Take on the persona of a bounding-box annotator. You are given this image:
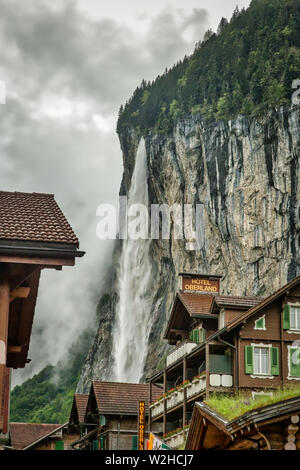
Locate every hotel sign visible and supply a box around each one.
[138,401,145,450]
[182,275,220,293]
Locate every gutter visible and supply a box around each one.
[0,243,85,258]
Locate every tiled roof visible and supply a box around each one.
[9,423,61,450]
[178,292,215,316]
[92,382,162,415]
[0,191,79,246]
[74,394,89,423]
[214,295,264,308]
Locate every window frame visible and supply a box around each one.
[253,345,271,376]
[289,304,300,331]
[248,343,275,378]
[254,314,266,331]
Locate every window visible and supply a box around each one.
[189,327,206,344]
[254,315,266,330]
[245,345,279,376]
[290,306,300,330]
[254,347,269,375]
[283,304,300,331]
[288,347,300,378]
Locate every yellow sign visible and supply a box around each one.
[182,276,219,293]
[138,401,145,450]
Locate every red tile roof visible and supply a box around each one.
[74,394,89,423]
[178,292,215,316]
[0,191,79,246]
[9,422,61,450]
[91,382,161,415]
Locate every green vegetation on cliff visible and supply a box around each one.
[10,329,93,424]
[117,0,300,135]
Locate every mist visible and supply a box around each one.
[0,0,212,386]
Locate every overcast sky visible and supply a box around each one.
[0,0,251,386]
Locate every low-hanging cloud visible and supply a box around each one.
[0,0,209,386]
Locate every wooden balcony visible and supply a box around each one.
[166,341,198,367]
[164,427,189,449]
[150,374,233,419]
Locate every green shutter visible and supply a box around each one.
[193,329,199,343]
[271,347,279,375]
[245,346,254,374]
[290,348,300,377]
[55,440,64,450]
[100,436,105,450]
[200,328,206,343]
[132,435,138,450]
[189,330,193,341]
[92,439,99,450]
[283,304,290,330]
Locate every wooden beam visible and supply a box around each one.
[10,287,30,303]
[0,254,75,267]
[7,346,22,354]
[0,281,10,433]
[170,329,187,335]
[7,269,41,369]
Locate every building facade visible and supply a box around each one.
[148,273,300,448]
[73,381,162,450]
[0,190,84,445]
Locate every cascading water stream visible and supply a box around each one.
[112,138,154,383]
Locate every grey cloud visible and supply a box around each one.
[0,0,209,385]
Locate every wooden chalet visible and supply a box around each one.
[68,393,90,439]
[9,423,62,450]
[0,191,84,442]
[148,273,300,449]
[9,422,77,450]
[71,381,162,450]
[185,396,300,450]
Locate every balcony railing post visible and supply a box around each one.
[163,371,167,435]
[183,357,187,427]
[205,342,210,400]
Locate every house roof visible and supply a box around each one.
[213,295,264,309]
[9,423,62,450]
[177,292,215,316]
[90,381,161,416]
[225,275,300,331]
[185,395,300,450]
[74,394,89,423]
[0,191,79,246]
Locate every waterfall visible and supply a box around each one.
[112,138,154,383]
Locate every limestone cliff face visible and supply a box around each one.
[78,107,300,391]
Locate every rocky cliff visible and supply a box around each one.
[77,106,300,392]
